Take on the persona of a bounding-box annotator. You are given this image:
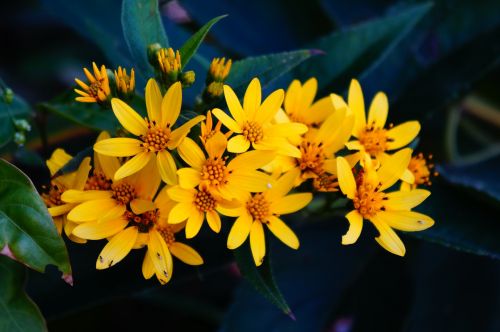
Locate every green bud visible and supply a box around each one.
[181,71,196,88]
[13,119,31,132]
[3,88,13,104]
[147,43,162,67]
[14,132,26,146]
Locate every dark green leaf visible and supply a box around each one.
[0,159,71,275]
[296,2,432,93]
[52,147,94,179]
[121,0,169,77]
[0,256,46,332]
[179,15,227,70]
[227,50,318,93]
[234,241,292,317]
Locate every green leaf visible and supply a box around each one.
[179,15,227,70]
[0,159,71,275]
[0,256,46,332]
[234,241,293,317]
[121,0,169,77]
[226,50,318,92]
[295,2,432,93]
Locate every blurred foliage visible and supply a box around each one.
[0,0,499,331]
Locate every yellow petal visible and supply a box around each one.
[342,210,363,245]
[169,242,204,265]
[377,148,412,191]
[212,108,242,133]
[94,138,143,157]
[386,121,420,150]
[315,108,346,144]
[228,170,273,193]
[111,98,147,136]
[223,85,246,123]
[97,204,126,223]
[271,193,312,215]
[307,95,335,125]
[167,186,196,203]
[384,189,430,210]
[269,122,308,137]
[177,168,201,188]
[206,210,221,233]
[61,189,112,203]
[227,135,251,153]
[142,250,155,279]
[367,92,388,129]
[95,149,121,181]
[348,79,366,137]
[284,80,301,115]
[161,81,182,127]
[227,213,252,249]
[130,198,156,215]
[48,203,74,217]
[345,140,363,151]
[255,89,284,124]
[178,137,205,169]
[167,115,206,149]
[185,211,204,239]
[72,157,92,190]
[376,210,434,231]
[156,150,177,184]
[73,218,128,240]
[96,226,138,269]
[53,216,63,234]
[168,202,192,224]
[229,150,276,171]
[147,229,173,284]
[129,156,161,199]
[67,198,118,222]
[370,215,406,256]
[401,168,415,184]
[336,157,356,199]
[134,232,150,249]
[114,151,153,180]
[250,221,266,266]
[205,132,227,158]
[145,79,162,124]
[266,216,299,249]
[243,78,261,120]
[46,148,72,175]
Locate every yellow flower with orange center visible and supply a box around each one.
[74,62,111,103]
[212,78,308,157]
[336,149,434,256]
[401,153,438,191]
[200,110,231,146]
[345,79,420,158]
[93,79,205,184]
[219,169,312,266]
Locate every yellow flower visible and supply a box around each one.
[167,185,239,238]
[336,149,435,256]
[42,149,91,243]
[212,78,308,157]
[346,79,420,158]
[281,78,335,127]
[114,66,135,97]
[157,48,181,80]
[176,132,275,201]
[200,110,231,146]
[220,169,312,266]
[93,79,204,184]
[208,57,232,82]
[401,153,437,191]
[74,62,111,103]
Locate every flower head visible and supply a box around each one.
[336,149,434,256]
[346,79,420,158]
[157,48,181,81]
[208,57,232,82]
[93,79,204,184]
[74,62,111,103]
[114,66,135,98]
[401,153,438,191]
[200,110,231,146]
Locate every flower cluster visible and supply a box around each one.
[42,54,435,284]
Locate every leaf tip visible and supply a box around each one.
[285,309,296,321]
[309,49,326,56]
[62,273,74,286]
[1,245,16,260]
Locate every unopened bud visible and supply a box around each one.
[147,43,162,67]
[181,71,196,87]
[3,88,14,104]
[14,132,26,146]
[13,119,31,132]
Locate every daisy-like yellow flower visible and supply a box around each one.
[220,169,312,266]
[167,185,238,238]
[336,149,435,256]
[346,79,420,158]
[200,110,231,146]
[74,62,111,103]
[401,153,438,191]
[42,149,91,243]
[93,79,205,184]
[177,132,275,201]
[114,66,135,97]
[212,78,308,157]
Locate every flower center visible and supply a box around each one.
[42,183,64,207]
[200,157,229,187]
[353,179,385,219]
[242,121,263,144]
[359,125,392,156]
[246,193,271,223]
[125,209,158,233]
[112,182,136,205]
[84,171,112,190]
[88,80,104,98]
[157,225,175,245]
[194,189,217,212]
[313,173,339,192]
[297,141,325,176]
[140,120,172,152]
[409,153,437,186]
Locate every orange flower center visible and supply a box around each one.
[246,193,271,222]
[42,183,64,207]
[297,141,325,176]
[84,171,112,190]
[359,125,392,156]
[313,173,339,192]
[194,189,217,212]
[409,153,437,186]
[125,209,158,233]
[353,177,385,219]
[156,224,176,245]
[201,156,229,187]
[242,121,263,144]
[140,120,172,152]
[112,182,136,205]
